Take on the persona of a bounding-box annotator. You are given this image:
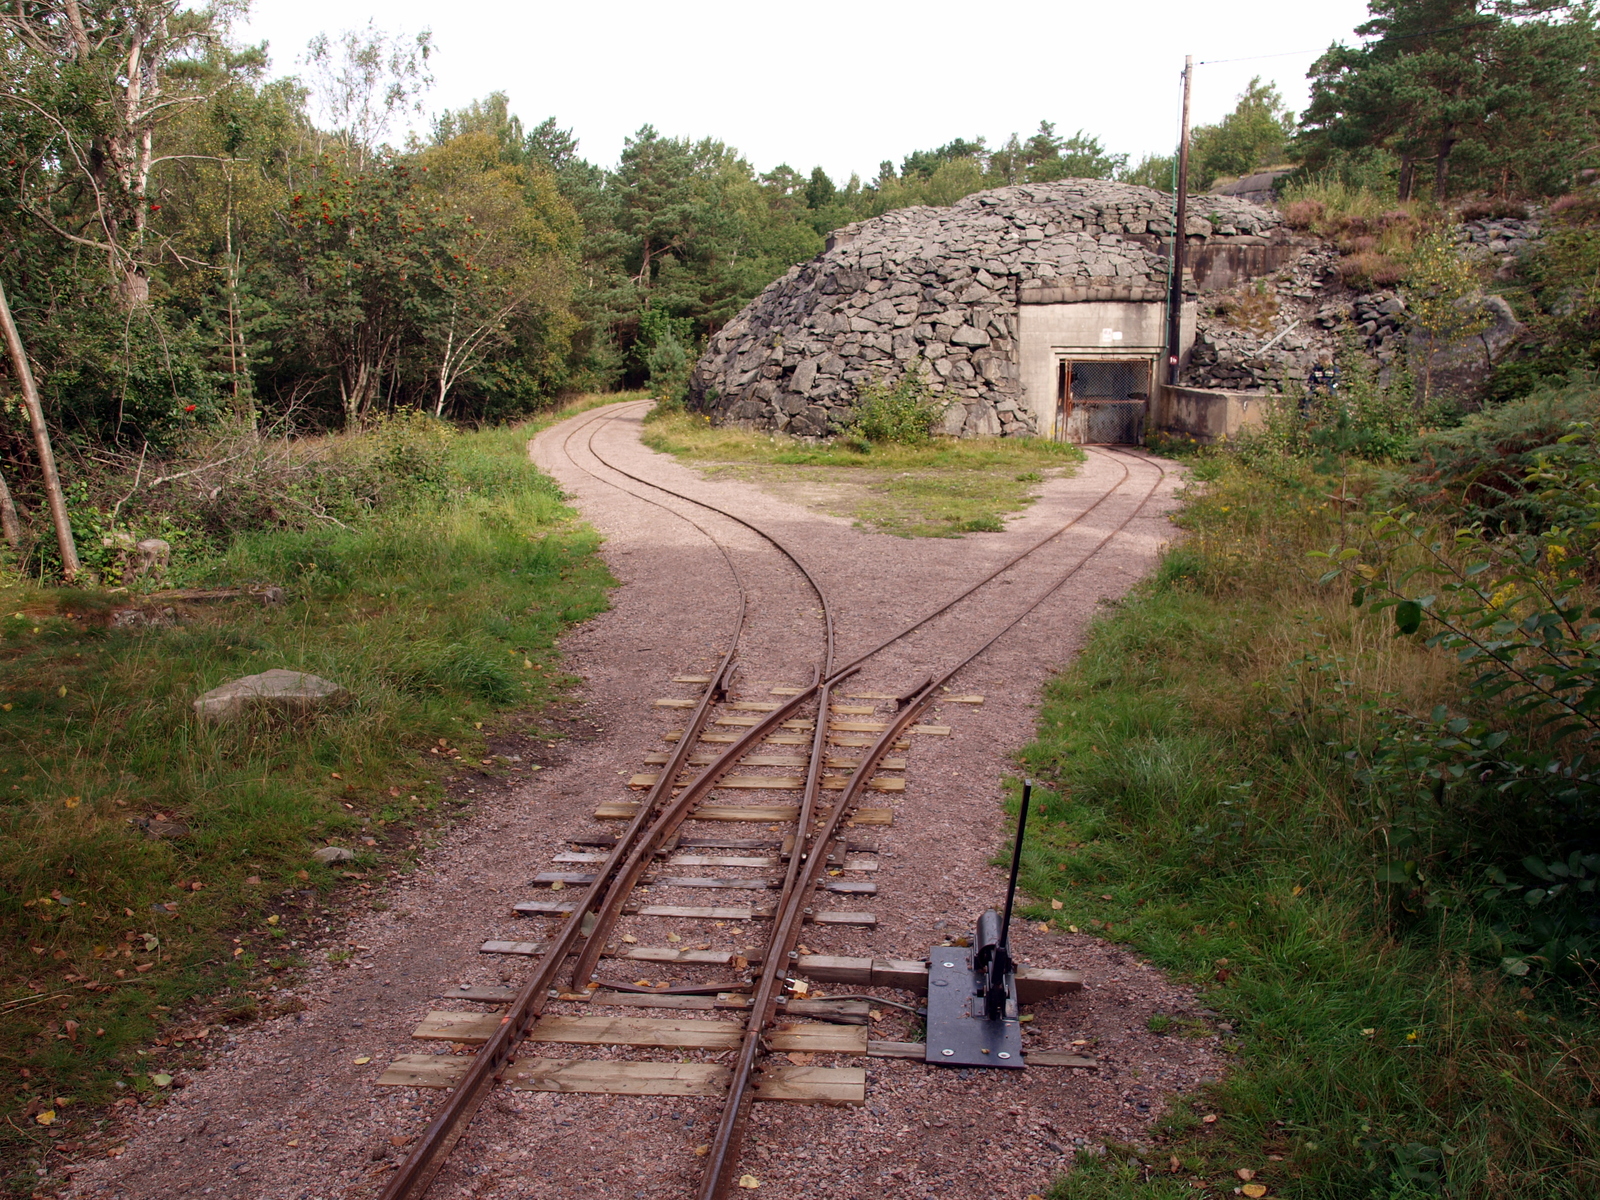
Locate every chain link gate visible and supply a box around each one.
[1059,360,1150,445]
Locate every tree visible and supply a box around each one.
[1405,228,1491,404]
[302,20,433,171]
[804,166,836,210]
[1298,0,1599,200]
[264,161,470,427]
[1120,153,1175,191]
[1188,77,1295,188]
[0,0,259,306]
[413,130,579,415]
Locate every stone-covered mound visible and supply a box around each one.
[689,179,1280,437]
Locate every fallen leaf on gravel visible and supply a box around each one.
[667,933,681,943]
[694,1145,710,1157]
[549,880,564,891]
[1051,899,1063,910]
[1027,1195,1045,1200]
[869,1010,883,1022]
[738,1177,760,1189]
[1202,1114,1218,1124]
[786,1052,814,1065]
[353,1057,371,1065]
[733,956,748,969]
[390,1136,408,1147]
[1242,1185,1267,1198]
[1036,922,1050,932]
[150,1074,172,1088]
[35,1111,55,1126]
[620,935,637,944]
[1237,1169,1255,1180]
[634,979,653,987]
[694,943,711,950]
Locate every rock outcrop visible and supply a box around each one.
[690,180,1281,438]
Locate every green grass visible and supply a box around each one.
[1008,458,1600,1200]
[0,414,612,1185]
[640,411,1085,537]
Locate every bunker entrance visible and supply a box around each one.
[1055,359,1150,445]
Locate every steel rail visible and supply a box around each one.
[696,450,1170,1200]
[564,407,842,987]
[379,404,1167,1200]
[377,410,772,1200]
[582,400,1141,686]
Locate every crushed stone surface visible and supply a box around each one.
[68,403,1219,1200]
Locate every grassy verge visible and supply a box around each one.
[1009,457,1599,1200]
[640,411,1084,537]
[0,413,612,1186]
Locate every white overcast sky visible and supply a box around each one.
[236,0,1375,181]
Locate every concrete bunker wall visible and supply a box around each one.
[689,180,1283,443]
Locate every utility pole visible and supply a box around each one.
[1166,55,1194,387]
[0,275,79,580]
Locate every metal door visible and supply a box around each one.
[1070,360,1149,445]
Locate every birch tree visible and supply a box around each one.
[0,0,253,306]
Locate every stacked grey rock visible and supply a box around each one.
[1458,215,1543,280]
[691,180,1281,438]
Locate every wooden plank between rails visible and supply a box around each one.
[377,1054,732,1097]
[528,873,876,895]
[379,1056,861,1101]
[593,802,895,825]
[642,752,908,771]
[480,941,738,964]
[413,1013,865,1053]
[413,1012,744,1048]
[624,773,905,792]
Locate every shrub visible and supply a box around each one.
[847,369,948,445]
[1386,372,1600,531]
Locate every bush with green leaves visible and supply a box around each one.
[1386,372,1600,533]
[847,370,948,445]
[1314,421,1600,976]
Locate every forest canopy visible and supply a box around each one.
[0,0,1595,457]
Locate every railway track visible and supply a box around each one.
[373,402,1169,1199]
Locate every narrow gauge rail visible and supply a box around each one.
[378,402,1168,1199]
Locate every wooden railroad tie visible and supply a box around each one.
[529,872,877,895]
[376,1055,864,1104]
[623,773,906,792]
[510,901,877,926]
[641,752,908,771]
[550,851,878,871]
[592,802,895,825]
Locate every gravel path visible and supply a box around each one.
[68,403,1220,1200]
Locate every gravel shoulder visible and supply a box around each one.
[68,404,1218,1200]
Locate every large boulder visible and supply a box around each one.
[193,669,347,724]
